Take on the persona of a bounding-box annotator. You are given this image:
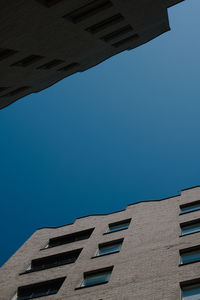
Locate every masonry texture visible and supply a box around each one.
[1,186,200,299]
[0,0,183,109]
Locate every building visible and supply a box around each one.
[1,186,200,299]
[0,0,183,109]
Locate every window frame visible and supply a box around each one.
[92,238,124,258]
[75,266,114,290]
[20,249,82,274]
[180,200,200,215]
[15,277,66,300]
[104,218,131,234]
[179,245,200,266]
[42,228,94,249]
[180,278,200,300]
[180,219,200,237]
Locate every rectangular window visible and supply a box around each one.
[96,239,123,256]
[11,55,44,67]
[112,34,139,48]
[181,280,200,300]
[24,249,82,273]
[180,246,200,265]
[181,219,200,236]
[1,87,30,97]
[0,87,9,93]
[0,48,17,61]
[80,267,113,288]
[37,59,64,70]
[35,0,64,7]
[107,219,131,233]
[180,201,200,214]
[45,228,94,248]
[16,277,65,299]
[64,0,112,24]
[85,14,124,34]
[101,25,133,42]
[58,62,79,72]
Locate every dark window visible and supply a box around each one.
[0,87,9,93]
[17,277,65,299]
[181,219,200,236]
[0,48,17,61]
[64,0,112,24]
[180,201,200,214]
[24,249,82,273]
[112,34,139,48]
[101,25,133,42]
[58,62,79,72]
[1,87,30,97]
[180,246,200,265]
[86,14,124,34]
[45,228,94,248]
[79,266,113,288]
[11,55,44,67]
[35,0,64,7]
[181,279,200,300]
[37,59,64,70]
[96,239,123,256]
[107,219,131,233]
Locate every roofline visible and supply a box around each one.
[37,185,200,231]
[181,185,200,192]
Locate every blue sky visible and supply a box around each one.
[0,0,199,266]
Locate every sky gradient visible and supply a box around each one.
[0,0,200,266]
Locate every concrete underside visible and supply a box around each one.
[0,0,183,109]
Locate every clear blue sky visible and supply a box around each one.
[0,0,199,266]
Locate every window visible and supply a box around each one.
[112,34,139,48]
[35,0,64,7]
[45,228,94,248]
[79,267,113,288]
[0,87,9,93]
[180,201,200,214]
[23,249,82,273]
[181,219,200,236]
[11,55,44,67]
[37,59,64,70]
[0,48,17,61]
[181,280,200,300]
[64,0,113,24]
[85,14,124,34]
[1,87,30,97]
[180,246,200,265]
[107,219,131,233]
[95,239,123,257]
[58,62,79,72]
[15,277,65,299]
[101,25,133,42]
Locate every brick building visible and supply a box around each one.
[1,186,200,299]
[0,0,183,109]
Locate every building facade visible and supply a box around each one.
[1,186,200,300]
[0,0,183,109]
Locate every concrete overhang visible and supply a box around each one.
[0,0,183,109]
